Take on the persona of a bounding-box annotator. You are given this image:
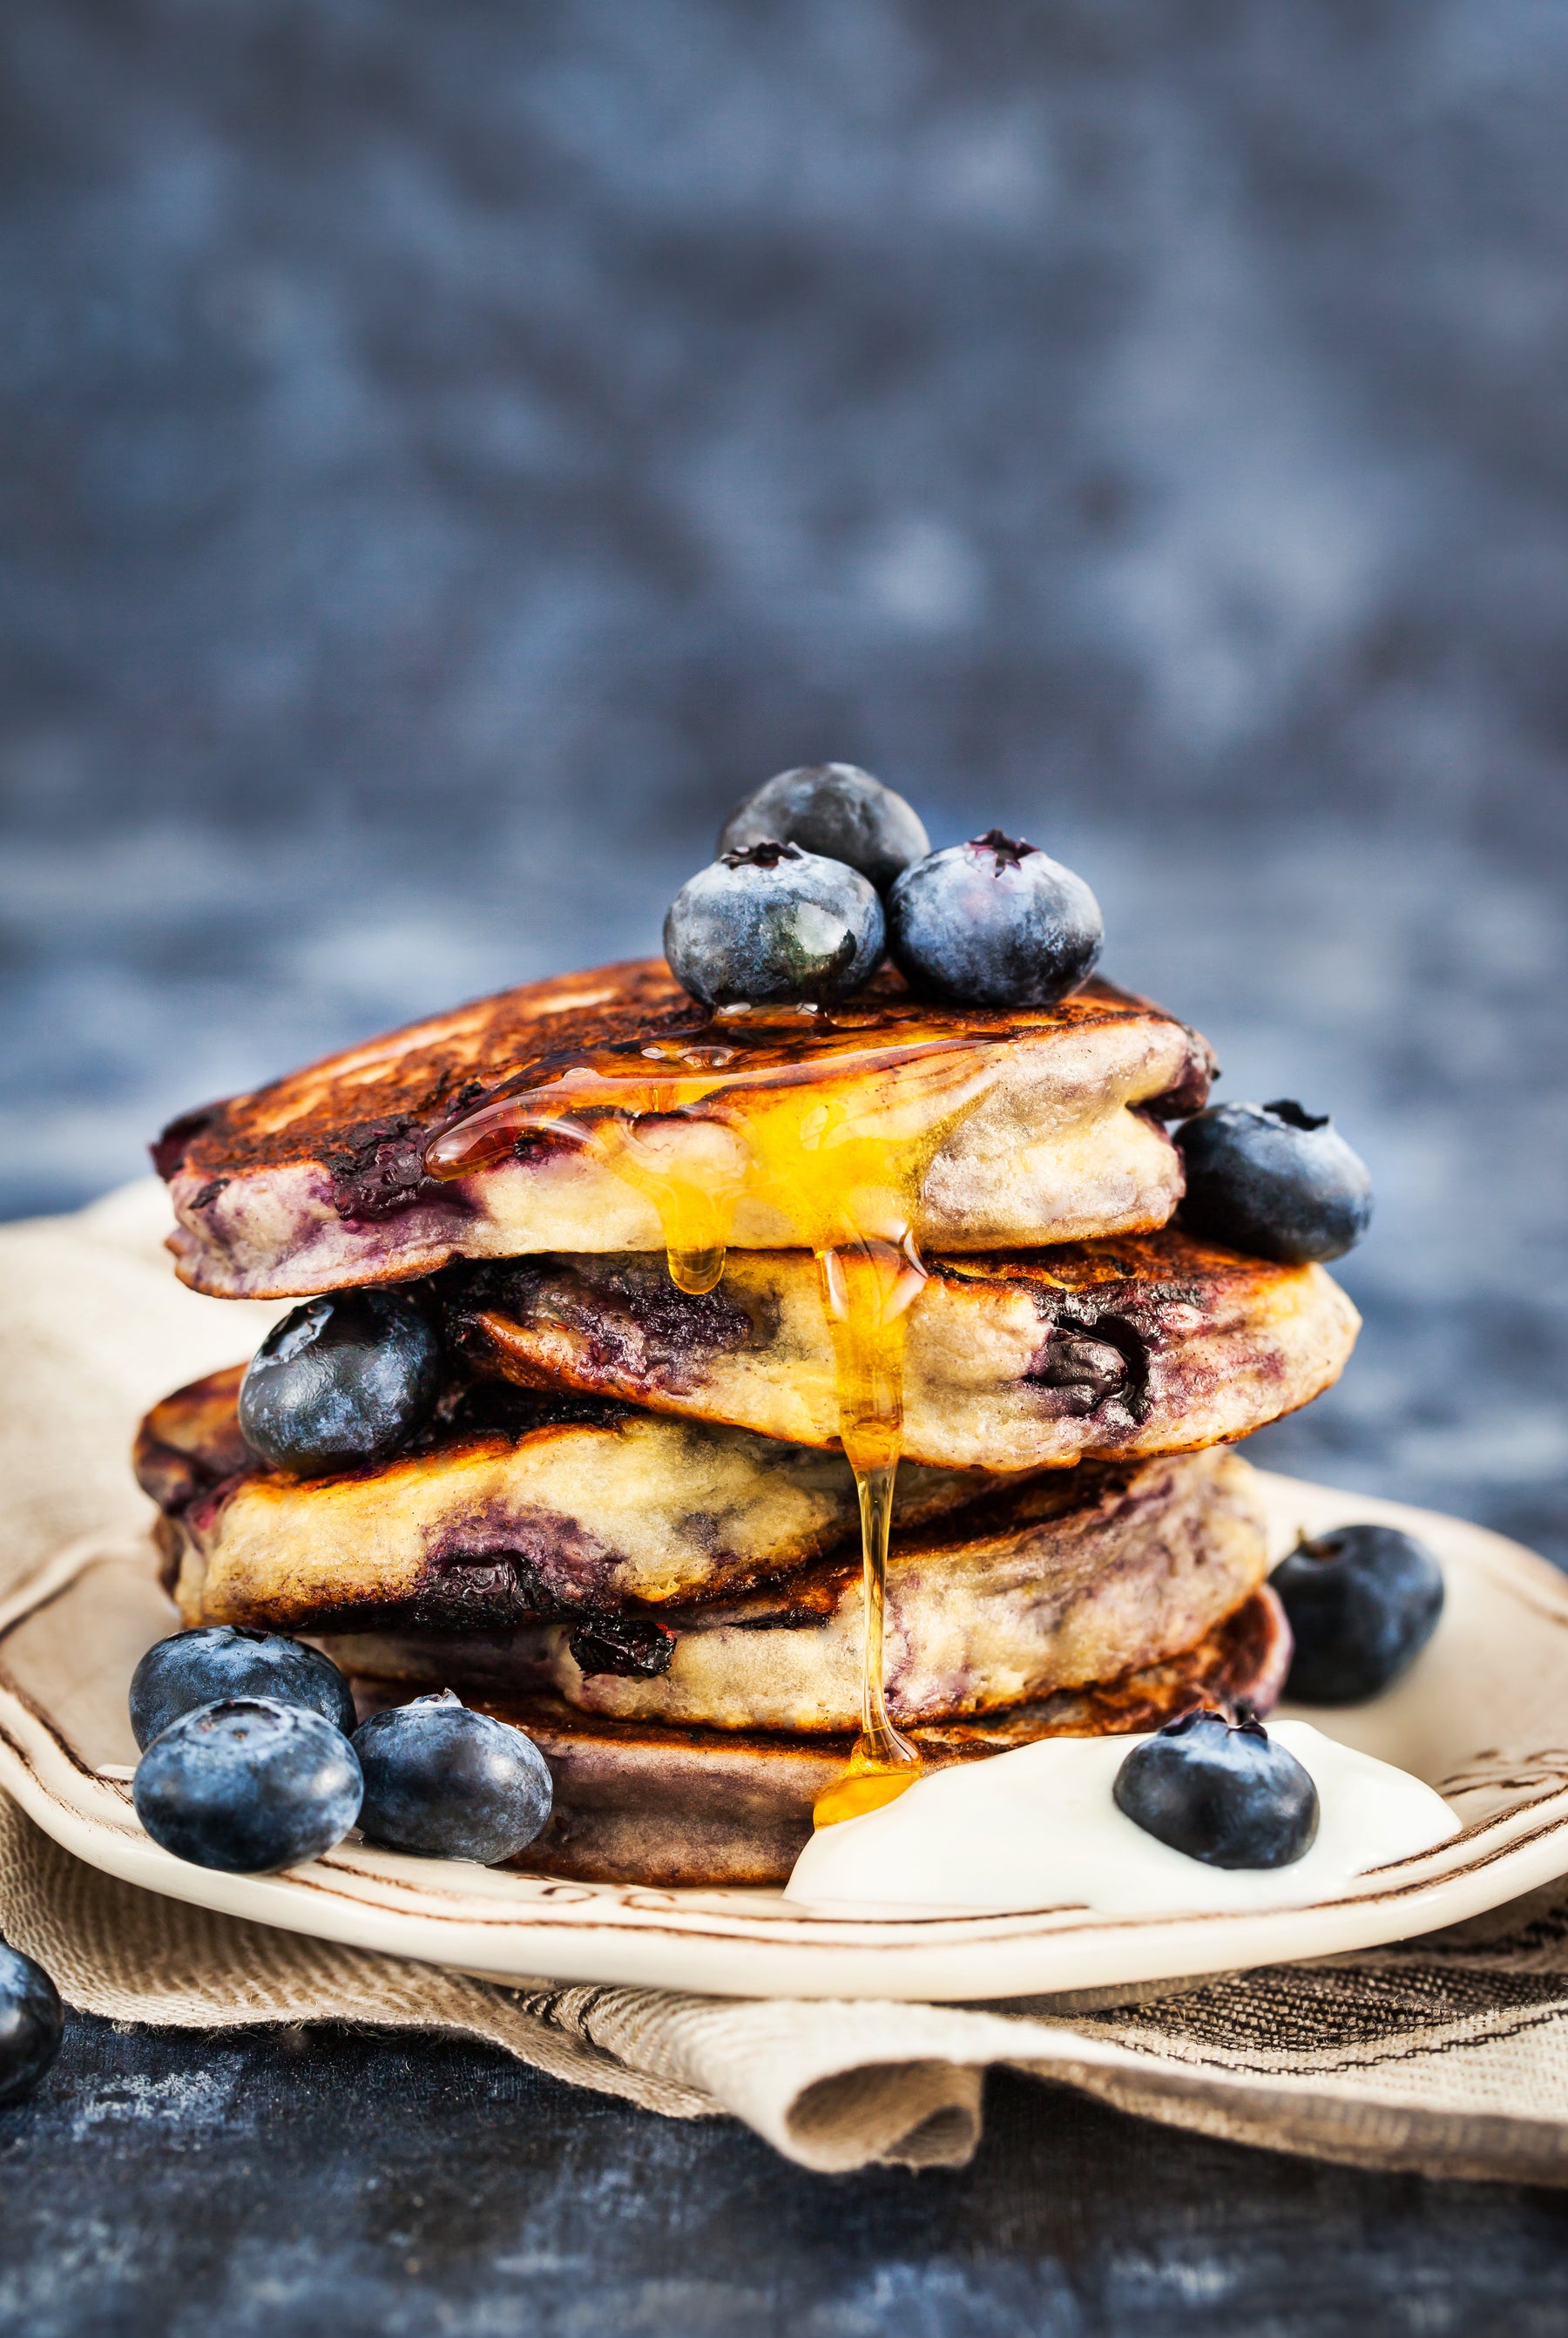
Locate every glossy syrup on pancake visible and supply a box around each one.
[425,997,1015,1822]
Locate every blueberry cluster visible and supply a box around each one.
[668,764,1377,1273]
[128,1626,553,1875]
[666,764,1104,1012]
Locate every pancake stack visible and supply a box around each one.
[138,959,1360,1884]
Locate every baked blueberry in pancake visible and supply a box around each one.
[346,1585,1292,1888]
[318,1448,1269,1736]
[152,959,1213,1301]
[436,1230,1359,1472]
[137,1366,987,1631]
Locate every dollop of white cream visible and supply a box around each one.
[784,1722,1460,1917]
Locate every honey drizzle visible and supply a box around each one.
[809,1236,925,1822]
[425,1023,1002,1823]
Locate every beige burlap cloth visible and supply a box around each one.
[5,1181,1568,2183]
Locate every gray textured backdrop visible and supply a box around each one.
[3,0,1565,1559]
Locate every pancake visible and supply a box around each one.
[138,1367,984,1629]
[439,1231,1359,1472]
[153,959,1213,1301]
[316,1449,1267,1734]
[348,1587,1292,1886]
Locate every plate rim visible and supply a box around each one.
[4,1473,1568,2003]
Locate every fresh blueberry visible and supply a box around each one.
[130,1625,356,1749]
[715,763,929,895]
[1272,1524,1443,1704]
[1175,1100,1372,1265]
[663,841,884,1009]
[353,1690,553,1863]
[0,1943,64,2106]
[1113,1709,1319,1868]
[133,1699,362,1873]
[238,1287,443,1476]
[885,830,1103,1008]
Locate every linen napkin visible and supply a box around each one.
[4,1180,1568,2182]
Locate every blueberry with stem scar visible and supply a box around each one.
[1271,1524,1443,1703]
[664,841,884,1009]
[1176,1100,1372,1265]
[886,830,1102,1007]
[354,1691,553,1863]
[1113,1708,1319,1868]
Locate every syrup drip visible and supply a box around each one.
[425,1017,1003,1823]
[808,1236,926,1824]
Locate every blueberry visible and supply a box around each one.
[1272,1524,1443,1704]
[1175,1100,1372,1265]
[129,1626,356,1750]
[715,764,929,895]
[885,830,1103,1007]
[663,841,885,1010]
[1113,1709,1319,1868]
[0,1943,63,2106]
[353,1691,553,1863]
[133,1699,362,1873]
[238,1288,443,1476]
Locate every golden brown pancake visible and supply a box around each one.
[441,1230,1359,1472]
[138,1367,986,1628]
[316,1450,1267,1734]
[348,1587,1292,1887]
[153,959,1213,1300]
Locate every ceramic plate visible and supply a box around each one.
[3,1470,1567,2004]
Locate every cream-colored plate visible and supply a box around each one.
[3,1471,1566,2004]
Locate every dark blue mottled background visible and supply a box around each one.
[3,0,1566,1582]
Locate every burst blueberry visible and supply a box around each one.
[238,1287,443,1476]
[715,763,929,895]
[885,830,1103,1007]
[1271,1524,1443,1704]
[129,1625,356,1750]
[133,1698,362,1873]
[353,1691,553,1863]
[1175,1100,1372,1265]
[0,1943,64,2106]
[1113,1709,1320,1868]
[663,841,884,1009]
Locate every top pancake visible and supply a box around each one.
[157,958,1214,1300]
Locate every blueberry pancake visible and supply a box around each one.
[436,1230,1359,1472]
[154,958,1213,1301]
[319,1449,1268,1734]
[132,777,1383,1897]
[138,1367,985,1631]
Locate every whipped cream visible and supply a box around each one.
[784,1721,1459,1917]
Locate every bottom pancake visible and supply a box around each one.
[349,1587,1290,1887]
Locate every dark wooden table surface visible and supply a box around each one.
[1,2010,1565,2337]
